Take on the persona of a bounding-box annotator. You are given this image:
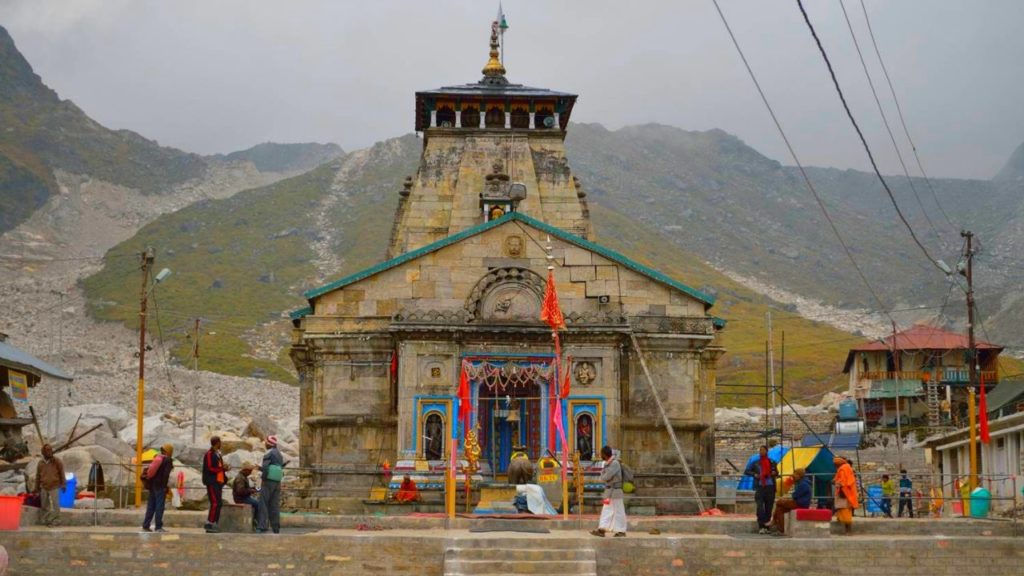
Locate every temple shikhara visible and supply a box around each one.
[289,22,725,510]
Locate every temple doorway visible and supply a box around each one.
[478,381,542,474]
[466,357,552,475]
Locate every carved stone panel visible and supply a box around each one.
[573,359,601,387]
[466,267,546,323]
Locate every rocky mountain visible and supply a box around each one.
[215,142,345,174]
[994,142,1024,183]
[0,24,209,234]
[565,123,1024,353]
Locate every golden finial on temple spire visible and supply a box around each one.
[481,21,506,79]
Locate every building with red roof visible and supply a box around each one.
[843,324,1002,429]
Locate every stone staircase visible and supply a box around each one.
[443,539,596,576]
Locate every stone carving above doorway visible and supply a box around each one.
[466,267,546,323]
[573,360,599,386]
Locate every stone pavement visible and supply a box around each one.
[0,518,1021,576]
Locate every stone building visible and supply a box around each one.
[289,24,725,495]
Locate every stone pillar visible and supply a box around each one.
[529,112,536,129]
[553,112,560,129]
[455,110,462,128]
[479,113,486,129]
[430,110,437,128]
[504,111,511,129]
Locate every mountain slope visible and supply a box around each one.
[565,123,1024,352]
[81,135,421,381]
[216,142,345,174]
[995,142,1024,183]
[0,24,207,234]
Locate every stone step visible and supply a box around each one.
[444,547,597,576]
[447,537,589,550]
[447,547,596,562]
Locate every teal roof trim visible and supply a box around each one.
[712,316,727,329]
[302,212,716,308]
[289,306,313,320]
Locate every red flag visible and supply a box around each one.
[540,270,565,330]
[561,356,571,399]
[390,351,398,381]
[979,373,990,444]
[457,362,472,429]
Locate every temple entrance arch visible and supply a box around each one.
[465,356,552,475]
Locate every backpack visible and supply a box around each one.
[142,454,163,490]
[620,461,634,484]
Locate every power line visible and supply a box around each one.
[795,0,949,276]
[707,0,895,326]
[837,0,950,248]
[858,0,958,230]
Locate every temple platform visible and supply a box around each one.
[1,519,1020,576]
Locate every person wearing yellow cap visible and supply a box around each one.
[142,444,174,533]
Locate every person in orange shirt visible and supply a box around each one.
[832,457,859,535]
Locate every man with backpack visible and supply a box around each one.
[202,436,229,533]
[257,435,284,534]
[590,445,628,537]
[142,444,174,533]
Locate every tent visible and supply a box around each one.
[776,446,836,501]
[131,448,160,464]
[737,445,789,491]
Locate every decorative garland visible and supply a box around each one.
[464,359,553,393]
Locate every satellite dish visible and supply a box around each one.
[543,116,556,128]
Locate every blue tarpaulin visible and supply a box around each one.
[737,445,789,491]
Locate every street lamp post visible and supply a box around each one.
[134,249,170,508]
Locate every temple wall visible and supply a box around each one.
[312,221,706,326]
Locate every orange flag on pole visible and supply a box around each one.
[540,270,565,330]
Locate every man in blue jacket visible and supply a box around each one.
[771,467,812,535]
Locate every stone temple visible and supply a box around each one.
[289,24,725,509]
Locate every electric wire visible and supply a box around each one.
[795,0,949,276]
[707,0,895,326]
[837,0,949,249]
[858,0,958,230]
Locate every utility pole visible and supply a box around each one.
[890,320,903,468]
[767,312,777,432]
[962,230,979,490]
[192,318,201,445]
[134,248,154,508]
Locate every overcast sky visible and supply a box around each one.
[2,0,1021,179]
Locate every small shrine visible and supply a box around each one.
[290,20,725,513]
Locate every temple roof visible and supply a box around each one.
[295,212,716,319]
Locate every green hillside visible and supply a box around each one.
[80,135,421,382]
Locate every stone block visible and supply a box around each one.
[563,247,592,266]
[569,266,596,282]
[595,265,618,280]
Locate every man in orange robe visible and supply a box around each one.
[395,475,420,503]
[832,457,859,535]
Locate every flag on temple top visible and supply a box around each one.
[540,271,565,330]
[457,362,472,429]
[979,372,990,444]
[497,3,509,30]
